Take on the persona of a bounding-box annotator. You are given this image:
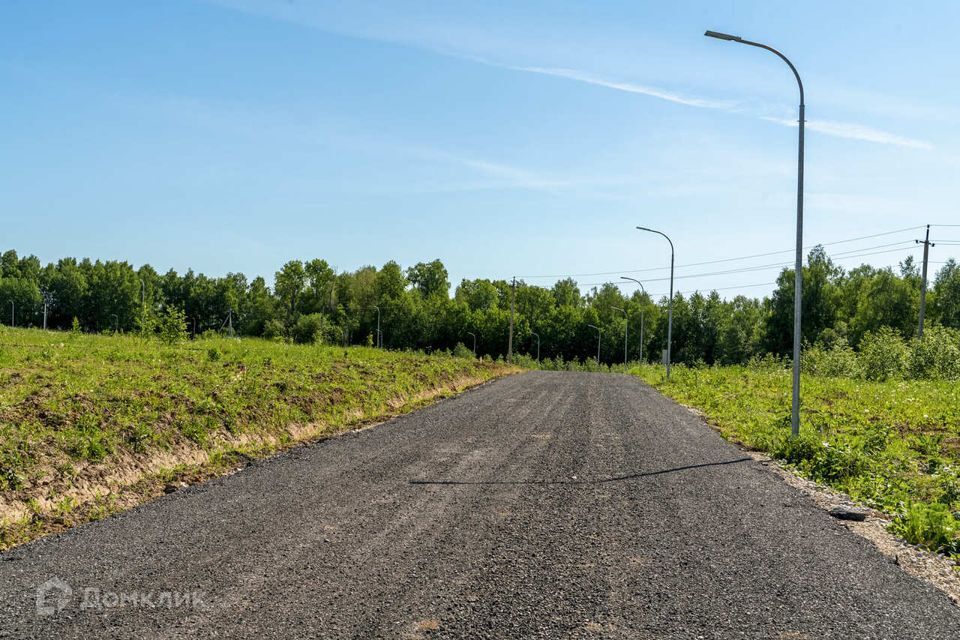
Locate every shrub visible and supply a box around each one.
[746,353,789,372]
[262,319,285,340]
[858,327,909,381]
[908,325,960,380]
[157,306,188,345]
[773,433,821,467]
[452,342,475,359]
[291,313,328,345]
[803,344,861,378]
[773,434,867,483]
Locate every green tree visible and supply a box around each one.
[274,260,307,321]
[406,260,449,299]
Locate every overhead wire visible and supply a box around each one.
[571,245,920,287]
[513,225,926,280]
[576,245,921,289]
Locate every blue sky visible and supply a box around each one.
[2,1,957,298]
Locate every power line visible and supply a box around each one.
[514,225,926,279]
[578,245,920,287]
[628,281,778,298]
[579,246,920,289]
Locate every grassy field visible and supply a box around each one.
[633,363,960,557]
[0,327,513,549]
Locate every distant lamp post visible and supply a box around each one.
[587,324,602,365]
[612,306,628,366]
[531,331,541,362]
[636,227,674,379]
[705,29,804,437]
[620,277,646,363]
[466,331,477,357]
[373,305,381,348]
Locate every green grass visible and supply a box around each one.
[0,327,512,548]
[632,363,960,557]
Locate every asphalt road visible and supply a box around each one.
[2,372,958,639]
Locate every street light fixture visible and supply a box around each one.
[587,324,602,365]
[636,227,674,379]
[466,331,477,357]
[705,29,804,437]
[612,306,628,366]
[620,277,646,363]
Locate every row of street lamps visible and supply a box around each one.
[512,30,805,437]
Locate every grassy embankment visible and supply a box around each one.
[0,327,514,549]
[633,363,960,558]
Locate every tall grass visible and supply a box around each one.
[0,327,512,548]
[633,363,960,557]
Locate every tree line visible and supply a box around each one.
[1,247,958,365]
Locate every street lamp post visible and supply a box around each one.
[612,306,628,366]
[620,277,646,363]
[587,324,602,365]
[531,332,540,362]
[373,305,381,348]
[705,29,804,437]
[636,227,674,379]
[466,331,477,357]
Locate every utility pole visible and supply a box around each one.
[507,277,516,363]
[916,225,934,338]
[613,306,628,365]
[588,324,602,365]
[41,291,52,330]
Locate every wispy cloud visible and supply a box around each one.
[500,65,933,150]
[413,148,642,194]
[762,117,933,150]
[209,0,934,151]
[509,66,737,110]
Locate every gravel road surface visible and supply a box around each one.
[2,372,958,638]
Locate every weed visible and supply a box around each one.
[0,327,511,549]
[633,363,960,552]
[891,502,959,554]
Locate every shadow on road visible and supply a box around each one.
[409,457,752,486]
